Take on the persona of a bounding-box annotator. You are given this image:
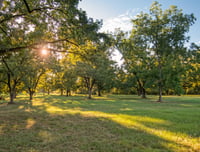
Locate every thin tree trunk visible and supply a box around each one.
[47,89,50,95]
[184,88,188,95]
[157,56,162,102]
[136,87,140,96]
[28,88,34,100]
[158,86,162,102]
[98,89,101,97]
[88,88,92,99]
[85,77,95,99]
[60,88,64,96]
[14,91,17,98]
[137,80,146,98]
[141,87,146,98]
[30,93,33,100]
[7,73,14,104]
[166,90,169,95]
[29,91,34,100]
[9,91,15,104]
[66,89,69,97]
[66,89,70,97]
[134,72,146,98]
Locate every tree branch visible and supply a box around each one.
[0,5,67,24]
[1,58,14,76]
[0,38,78,54]
[0,14,26,24]
[22,0,67,14]
[0,26,7,35]
[22,0,31,13]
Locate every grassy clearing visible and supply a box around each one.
[0,95,200,152]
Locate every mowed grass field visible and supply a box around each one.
[0,95,200,152]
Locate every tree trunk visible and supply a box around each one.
[184,88,188,95]
[141,87,146,98]
[30,93,33,100]
[7,73,15,104]
[158,86,162,102]
[60,88,64,96]
[98,89,101,97]
[84,77,95,99]
[136,87,140,96]
[28,88,35,100]
[29,91,34,100]
[88,88,92,99]
[166,89,169,95]
[157,56,163,102]
[14,91,17,98]
[66,89,70,97]
[66,89,69,97]
[137,80,146,98]
[47,89,50,95]
[8,91,15,104]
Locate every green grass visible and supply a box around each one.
[0,94,200,152]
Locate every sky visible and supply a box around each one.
[79,0,200,45]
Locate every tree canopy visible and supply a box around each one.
[116,2,196,101]
[0,1,199,103]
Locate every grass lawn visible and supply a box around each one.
[0,94,200,152]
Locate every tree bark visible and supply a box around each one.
[14,91,17,98]
[3,59,20,104]
[66,89,71,97]
[60,88,64,96]
[8,90,15,104]
[157,55,163,102]
[29,91,34,100]
[84,77,95,99]
[98,89,101,97]
[47,89,50,95]
[141,87,146,98]
[133,72,146,98]
[28,87,35,100]
[137,80,146,98]
[136,87,141,96]
[88,88,92,99]
[7,74,17,104]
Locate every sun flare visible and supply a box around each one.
[41,49,48,55]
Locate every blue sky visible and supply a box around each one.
[79,0,200,44]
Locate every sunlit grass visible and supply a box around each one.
[0,94,200,152]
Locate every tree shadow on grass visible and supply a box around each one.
[0,105,172,152]
[36,95,200,139]
[0,95,199,152]
[43,95,200,148]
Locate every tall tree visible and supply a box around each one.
[0,51,28,103]
[130,1,196,101]
[116,32,156,98]
[21,50,51,100]
[59,56,78,97]
[184,43,200,94]
[0,0,103,101]
[75,37,114,99]
[0,0,102,55]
